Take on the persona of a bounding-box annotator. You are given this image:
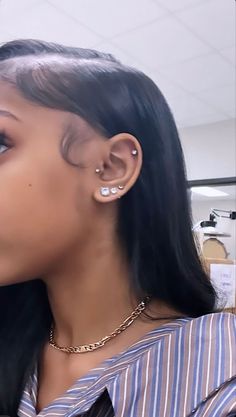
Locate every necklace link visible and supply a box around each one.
[49,297,150,354]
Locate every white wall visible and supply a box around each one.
[179,119,236,181]
[191,198,236,261]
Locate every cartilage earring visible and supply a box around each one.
[118,185,124,190]
[100,187,110,196]
[131,149,138,156]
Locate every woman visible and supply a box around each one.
[0,39,235,417]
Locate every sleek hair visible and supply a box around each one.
[0,39,217,415]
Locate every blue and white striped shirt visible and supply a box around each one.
[19,312,236,417]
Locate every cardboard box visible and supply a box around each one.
[203,257,236,314]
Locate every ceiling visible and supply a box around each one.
[0,0,235,128]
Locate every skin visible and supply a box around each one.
[0,82,179,411]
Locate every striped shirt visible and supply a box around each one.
[18,312,236,417]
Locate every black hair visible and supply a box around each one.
[0,39,217,415]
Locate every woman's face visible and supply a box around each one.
[0,82,106,286]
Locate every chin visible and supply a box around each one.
[0,255,42,287]
[0,270,36,287]
[0,277,26,287]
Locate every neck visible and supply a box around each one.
[42,238,139,347]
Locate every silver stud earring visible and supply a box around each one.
[111,187,118,195]
[100,187,110,196]
[95,168,101,174]
[118,185,124,190]
[131,149,138,156]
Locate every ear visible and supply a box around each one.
[93,133,143,203]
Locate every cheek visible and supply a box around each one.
[0,168,86,285]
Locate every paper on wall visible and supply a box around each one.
[210,263,236,308]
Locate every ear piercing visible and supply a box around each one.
[96,149,138,174]
[100,186,124,197]
[97,148,137,196]
[100,187,110,196]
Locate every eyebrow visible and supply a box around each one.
[0,109,21,121]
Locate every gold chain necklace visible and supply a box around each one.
[49,297,149,354]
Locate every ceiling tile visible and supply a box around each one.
[177,112,230,128]
[113,16,211,69]
[162,53,234,93]
[47,0,168,38]
[177,0,235,49]
[148,71,186,100]
[0,30,15,45]
[92,46,187,100]
[93,41,144,69]
[196,84,235,117]
[0,3,101,48]
[220,47,235,66]
[0,0,232,130]
[166,90,219,124]
[0,0,41,19]
[155,0,206,12]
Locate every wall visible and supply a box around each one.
[179,119,236,181]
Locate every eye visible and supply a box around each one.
[0,132,11,154]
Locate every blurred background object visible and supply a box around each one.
[191,182,236,313]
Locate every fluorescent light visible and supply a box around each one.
[191,187,228,197]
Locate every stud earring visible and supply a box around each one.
[100,187,110,196]
[110,187,118,195]
[118,185,124,190]
[131,149,138,156]
[95,168,101,174]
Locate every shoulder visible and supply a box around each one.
[183,311,236,343]
[176,312,236,389]
[152,312,236,416]
[191,378,236,417]
[168,312,236,416]
[150,312,235,415]
[190,310,236,329]
[184,312,236,365]
[106,313,236,417]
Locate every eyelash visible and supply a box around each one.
[0,131,11,154]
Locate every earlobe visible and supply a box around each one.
[93,133,142,204]
[93,185,125,203]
